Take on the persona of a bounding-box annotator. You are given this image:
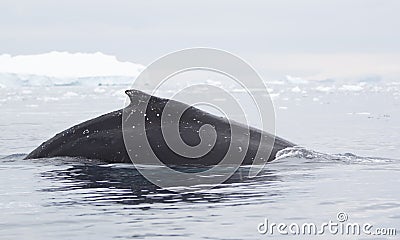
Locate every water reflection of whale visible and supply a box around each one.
[39,159,282,206]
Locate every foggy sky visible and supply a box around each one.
[1,0,399,80]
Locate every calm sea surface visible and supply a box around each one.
[0,85,399,239]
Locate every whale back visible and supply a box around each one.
[123,90,294,165]
[25,89,294,164]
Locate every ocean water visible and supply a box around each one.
[0,82,399,239]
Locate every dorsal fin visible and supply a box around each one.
[124,89,190,111]
[125,89,152,105]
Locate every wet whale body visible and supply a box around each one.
[25,90,295,165]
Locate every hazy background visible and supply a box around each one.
[1,0,399,82]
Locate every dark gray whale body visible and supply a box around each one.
[25,90,294,165]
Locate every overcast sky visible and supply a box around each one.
[1,0,399,81]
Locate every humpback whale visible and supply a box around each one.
[25,90,294,165]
